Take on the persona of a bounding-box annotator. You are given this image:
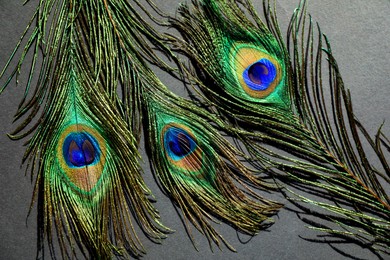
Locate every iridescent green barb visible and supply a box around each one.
[164,0,390,256]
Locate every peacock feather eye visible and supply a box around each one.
[57,124,107,192]
[63,133,100,167]
[162,123,203,173]
[243,58,277,91]
[165,128,196,160]
[231,44,283,99]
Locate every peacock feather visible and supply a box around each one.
[0,0,173,258]
[162,0,390,257]
[142,85,281,250]
[0,0,281,258]
[1,0,389,259]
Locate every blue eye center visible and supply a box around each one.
[164,127,196,160]
[243,58,277,91]
[169,132,191,157]
[63,132,100,167]
[248,63,268,84]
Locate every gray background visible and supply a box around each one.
[0,0,389,259]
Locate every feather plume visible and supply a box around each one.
[0,0,171,258]
[161,0,390,257]
[0,0,281,258]
[142,83,281,250]
[1,0,389,259]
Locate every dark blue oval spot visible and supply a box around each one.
[164,127,196,161]
[243,58,277,91]
[63,132,100,168]
[82,140,95,165]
